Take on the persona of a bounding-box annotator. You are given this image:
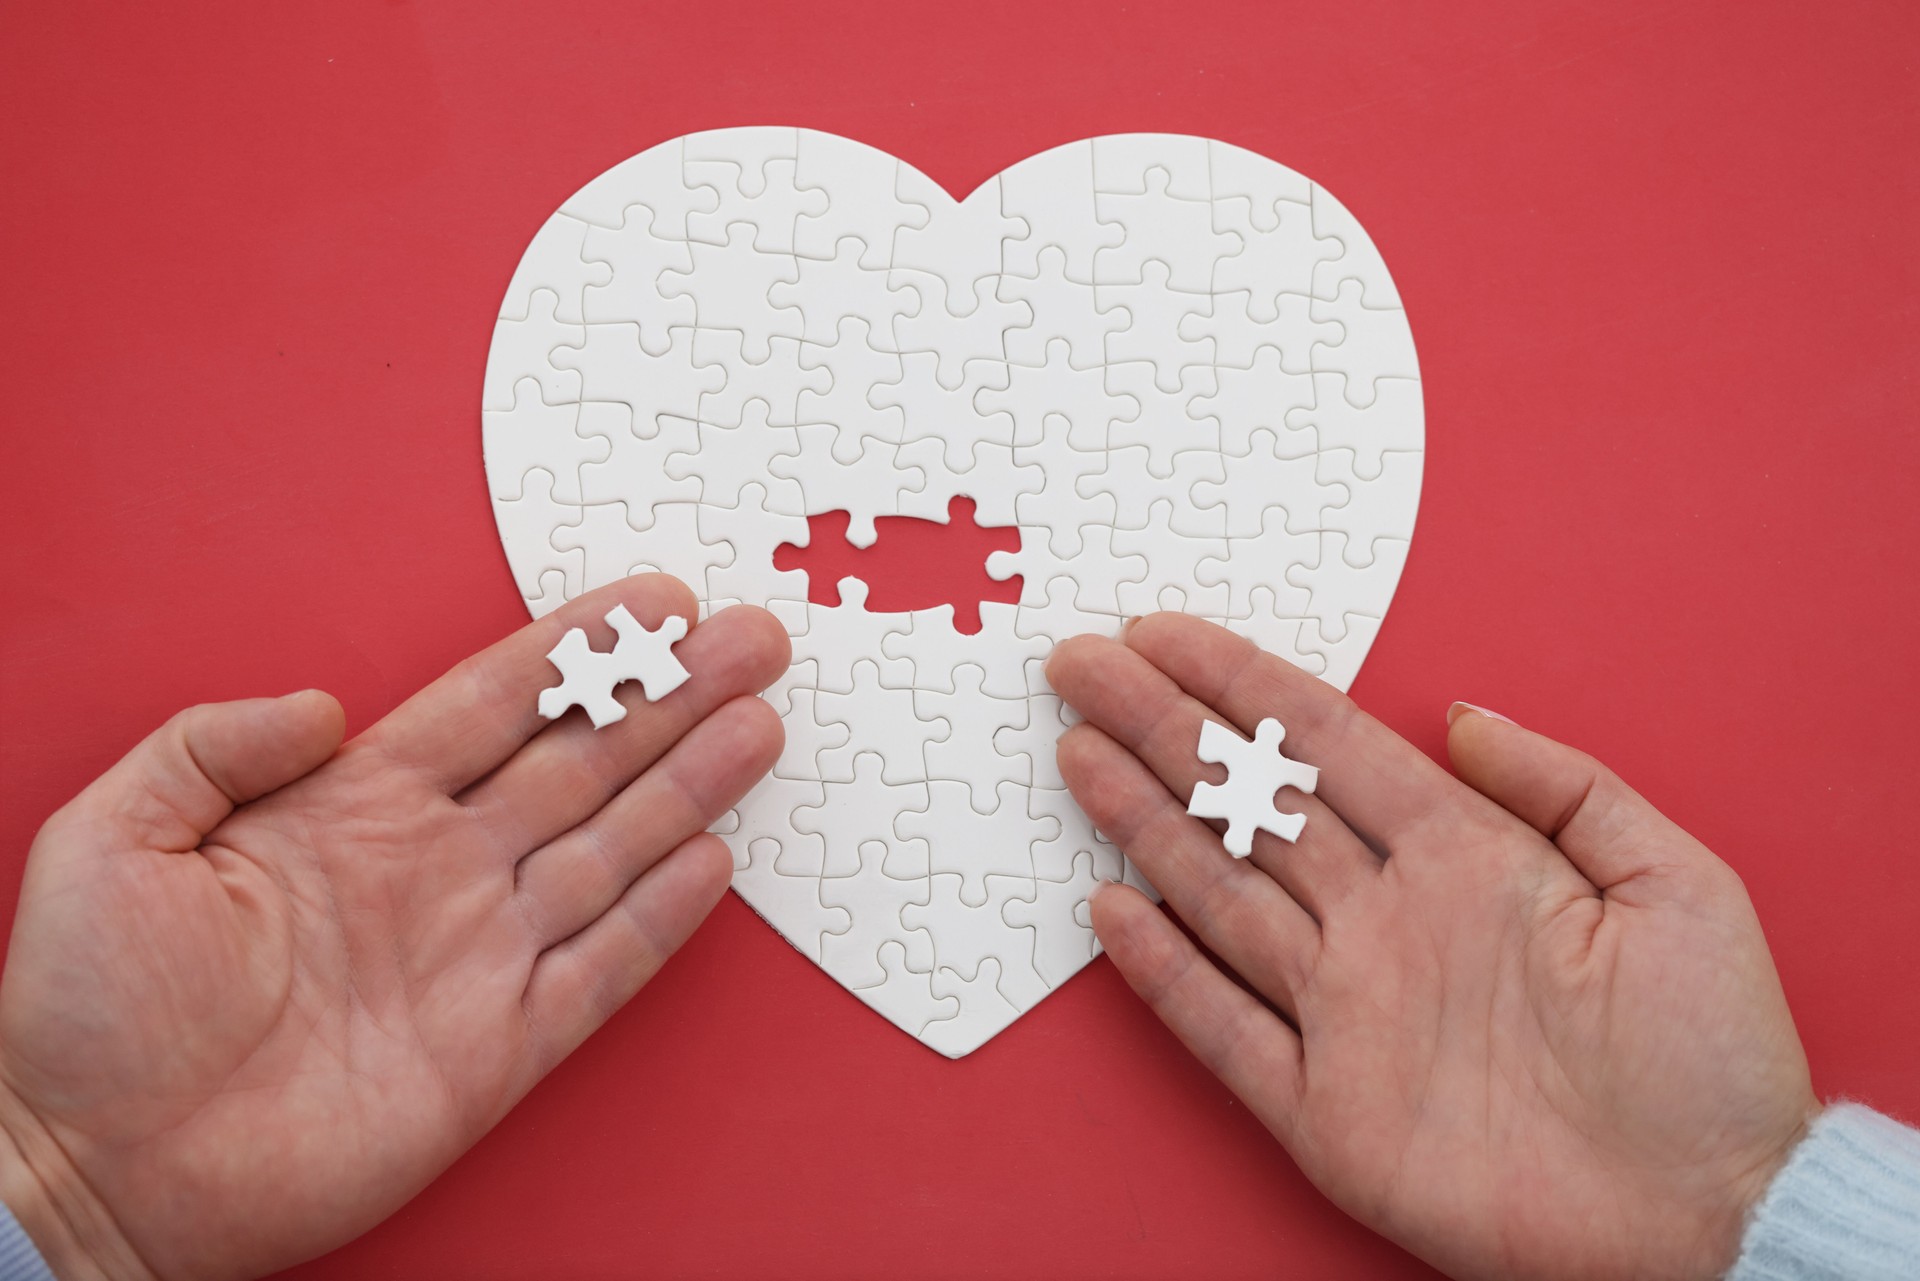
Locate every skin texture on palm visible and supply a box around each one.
[0,575,789,1281]
[1049,614,1817,1281]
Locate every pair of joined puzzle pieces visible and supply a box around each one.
[538,604,691,727]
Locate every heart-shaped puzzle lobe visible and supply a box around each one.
[482,128,1422,1056]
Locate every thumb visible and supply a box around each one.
[56,691,346,854]
[1445,702,1723,899]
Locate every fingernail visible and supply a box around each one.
[1447,701,1516,727]
[1119,615,1142,638]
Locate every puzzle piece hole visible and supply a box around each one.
[772,496,1022,634]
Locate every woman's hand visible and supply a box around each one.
[1050,614,1815,1281]
[0,575,787,1281]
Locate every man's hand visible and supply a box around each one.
[0,575,787,1280]
[1050,614,1816,1281]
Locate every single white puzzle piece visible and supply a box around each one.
[813,661,927,785]
[898,779,1060,909]
[914,664,1029,807]
[537,604,691,728]
[902,875,1049,1011]
[491,467,582,611]
[1000,852,1104,987]
[923,959,1021,1059]
[819,838,933,987]
[732,835,848,965]
[482,129,1423,1056]
[853,940,960,1038]
[1187,717,1320,856]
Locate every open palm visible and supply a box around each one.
[0,575,787,1281]
[1049,615,1817,1281]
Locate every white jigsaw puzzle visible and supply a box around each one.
[1187,717,1320,855]
[483,128,1423,1056]
[538,604,692,727]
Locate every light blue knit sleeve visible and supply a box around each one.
[0,1202,54,1281]
[1728,1102,1920,1280]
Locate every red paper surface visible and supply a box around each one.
[2,3,1916,1277]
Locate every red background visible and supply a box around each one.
[3,2,1917,1277]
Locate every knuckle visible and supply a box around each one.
[1129,797,1190,862]
[1130,678,1188,751]
[1133,925,1196,1004]
[620,900,674,983]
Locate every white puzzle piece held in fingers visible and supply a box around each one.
[1188,717,1320,855]
[482,128,1423,1056]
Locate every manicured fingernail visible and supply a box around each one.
[1448,701,1516,727]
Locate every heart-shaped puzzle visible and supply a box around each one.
[482,128,1422,1056]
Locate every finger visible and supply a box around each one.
[514,695,781,945]
[1048,633,1380,921]
[1122,612,1461,853]
[1091,882,1304,1145]
[52,690,346,854]
[365,574,701,793]
[458,604,790,857]
[1445,703,1722,901]
[521,831,735,1075]
[1058,722,1317,1019]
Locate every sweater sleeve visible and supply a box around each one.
[0,1203,54,1281]
[1728,1102,1920,1280]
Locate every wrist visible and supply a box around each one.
[1702,1101,1823,1277]
[0,1077,153,1281]
[1721,1101,1920,1281]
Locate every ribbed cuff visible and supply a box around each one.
[0,1202,54,1281]
[1728,1102,1920,1281]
